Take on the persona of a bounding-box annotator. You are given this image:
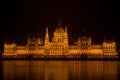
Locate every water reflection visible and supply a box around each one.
[0,60,120,80]
[0,61,3,80]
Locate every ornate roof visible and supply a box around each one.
[54,27,64,33]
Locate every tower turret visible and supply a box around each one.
[44,27,49,45]
[64,26,68,45]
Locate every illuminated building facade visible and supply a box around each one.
[2,23,118,58]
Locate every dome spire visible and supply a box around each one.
[58,20,61,26]
[65,26,67,32]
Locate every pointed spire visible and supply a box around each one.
[45,26,49,40]
[58,20,61,26]
[46,26,48,33]
[65,26,67,32]
[5,39,7,44]
[45,26,49,45]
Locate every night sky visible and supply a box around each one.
[0,0,120,48]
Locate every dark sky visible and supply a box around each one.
[0,0,120,46]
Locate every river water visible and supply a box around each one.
[0,60,120,80]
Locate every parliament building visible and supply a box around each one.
[2,22,118,58]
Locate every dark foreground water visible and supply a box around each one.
[0,60,120,80]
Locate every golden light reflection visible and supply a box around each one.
[2,61,119,80]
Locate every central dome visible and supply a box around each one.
[54,27,64,33]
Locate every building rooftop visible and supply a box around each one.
[54,27,64,33]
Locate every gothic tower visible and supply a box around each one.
[44,27,49,50]
[64,26,69,54]
[64,26,68,46]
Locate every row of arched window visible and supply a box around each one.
[103,46,115,49]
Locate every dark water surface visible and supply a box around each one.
[0,60,120,80]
